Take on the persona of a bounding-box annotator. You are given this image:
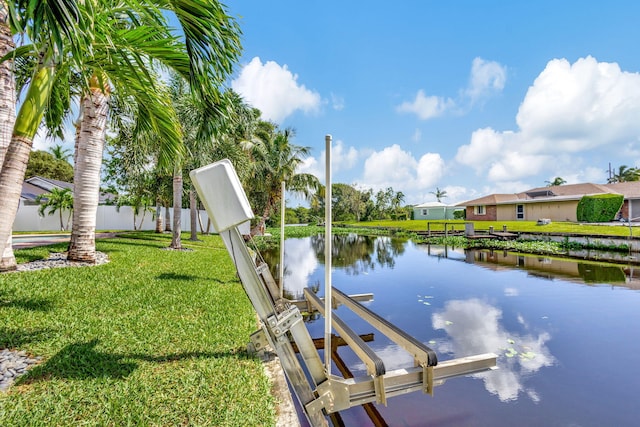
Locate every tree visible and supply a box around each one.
[608,165,640,183]
[247,126,319,234]
[430,187,447,202]
[26,150,74,181]
[48,143,72,162]
[67,0,242,261]
[332,183,364,221]
[545,177,566,186]
[0,0,17,269]
[36,187,73,230]
[0,0,85,271]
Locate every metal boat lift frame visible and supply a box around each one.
[191,148,497,427]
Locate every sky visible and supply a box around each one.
[33,1,640,206]
[224,0,640,206]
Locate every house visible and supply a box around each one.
[20,176,115,206]
[413,201,462,220]
[459,182,640,222]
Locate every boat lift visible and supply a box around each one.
[190,141,497,427]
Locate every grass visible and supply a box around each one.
[0,232,275,426]
[343,219,640,237]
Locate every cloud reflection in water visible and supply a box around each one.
[432,298,554,402]
[282,238,318,299]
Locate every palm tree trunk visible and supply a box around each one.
[0,0,15,169]
[0,64,55,271]
[0,1,16,270]
[165,205,171,232]
[68,79,109,262]
[155,201,163,233]
[189,188,198,241]
[170,167,182,249]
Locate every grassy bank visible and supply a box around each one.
[1,233,275,426]
[344,219,640,237]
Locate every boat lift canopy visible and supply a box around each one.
[191,147,496,427]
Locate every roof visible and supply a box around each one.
[414,201,450,208]
[456,193,521,207]
[459,181,640,206]
[20,181,50,201]
[26,176,73,192]
[21,176,116,204]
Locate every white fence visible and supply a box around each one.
[14,204,211,233]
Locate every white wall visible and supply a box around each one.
[14,204,211,233]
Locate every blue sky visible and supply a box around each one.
[32,1,640,206]
[224,0,640,205]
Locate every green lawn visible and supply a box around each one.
[344,219,640,237]
[0,233,275,426]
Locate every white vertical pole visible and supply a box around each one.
[324,134,332,375]
[279,181,286,298]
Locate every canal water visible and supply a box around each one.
[264,234,640,426]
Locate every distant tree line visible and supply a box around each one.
[271,184,410,225]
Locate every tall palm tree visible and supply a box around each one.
[168,79,255,247]
[431,187,447,202]
[68,0,241,261]
[0,0,85,271]
[247,126,319,234]
[608,165,640,183]
[0,0,16,269]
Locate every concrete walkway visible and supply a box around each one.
[12,232,120,249]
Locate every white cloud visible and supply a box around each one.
[396,90,455,120]
[298,139,359,184]
[398,57,506,120]
[456,56,640,183]
[455,127,508,171]
[362,144,445,192]
[466,57,507,102]
[231,57,321,123]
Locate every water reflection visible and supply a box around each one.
[278,238,318,299]
[466,249,634,287]
[432,299,554,402]
[310,233,406,273]
[267,235,640,426]
[264,234,407,294]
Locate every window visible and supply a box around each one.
[516,204,524,220]
[474,205,486,215]
[422,208,428,216]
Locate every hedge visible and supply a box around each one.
[576,194,624,222]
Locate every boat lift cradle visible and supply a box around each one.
[190,159,497,427]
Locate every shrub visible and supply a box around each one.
[576,194,623,222]
[454,209,466,220]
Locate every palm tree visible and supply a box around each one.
[36,187,73,230]
[68,0,241,261]
[0,0,85,271]
[0,0,16,270]
[431,187,447,202]
[247,126,319,234]
[48,143,72,163]
[169,79,255,246]
[545,177,566,186]
[608,165,640,183]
